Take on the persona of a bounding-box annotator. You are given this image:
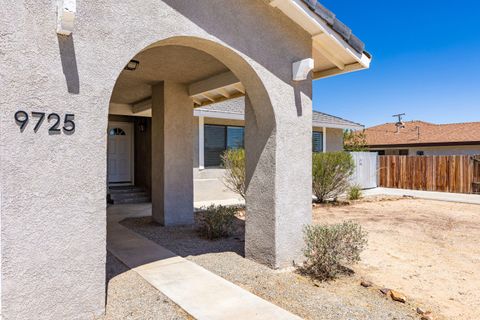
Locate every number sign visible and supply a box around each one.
[15,111,75,133]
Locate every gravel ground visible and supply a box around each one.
[97,252,192,320]
[120,214,418,320]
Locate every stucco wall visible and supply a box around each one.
[1,0,312,318]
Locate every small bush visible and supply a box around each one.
[221,148,246,199]
[301,221,368,280]
[312,152,355,203]
[348,185,363,200]
[198,205,237,240]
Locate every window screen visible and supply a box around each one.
[227,126,244,149]
[312,131,324,153]
[204,125,226,167]
[204,125,245,167]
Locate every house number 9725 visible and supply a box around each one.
[14,111,75,133]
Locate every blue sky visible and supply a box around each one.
[313,1,480,127]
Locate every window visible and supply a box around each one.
[399,149,409,156]
[416,151,425,156]
[312,131,324,153]
[109,128,126,136]
[227,126,244,149]
[204,125,245,167]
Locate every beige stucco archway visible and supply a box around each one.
[107,35,295,265]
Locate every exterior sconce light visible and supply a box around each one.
[124,60,140,71]
[138,118,147,133]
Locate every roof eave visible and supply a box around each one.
[368,141,480,148]
[313,121,364,131]
[270,0,371,79]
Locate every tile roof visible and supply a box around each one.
[195,97,363,129]
[364,121,480,146]
[301,0,367,55]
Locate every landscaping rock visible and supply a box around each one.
[361,280,373,288]
[380,288,391,295]
[420,311,435,320]
[390,290,407,303]
[416,307,426,315]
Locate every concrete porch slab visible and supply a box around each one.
[107,205,301,320]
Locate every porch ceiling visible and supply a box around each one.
[110,46,230,105]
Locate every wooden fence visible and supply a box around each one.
[379,155,480,194]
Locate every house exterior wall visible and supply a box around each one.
[325,128,344,152]
[0,1,312,318]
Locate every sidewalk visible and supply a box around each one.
[364,187,480,205]
[107,204,301,320]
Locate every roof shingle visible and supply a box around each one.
[364,121,480,146]
[301,0,366,54]
[195,97,363,129]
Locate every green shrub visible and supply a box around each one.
[301,221,368,280]
[198,205,237,240]
[312,152,355,203]
[348,185,363,201]
[221,148,246,199]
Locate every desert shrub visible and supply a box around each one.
[301,221,368,280]
[198,204,237,240]
[221,148,246,199]
[348,185,363,201]
[312,152,355,202]
[344,130,368,151]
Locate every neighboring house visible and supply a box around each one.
[364,121,480,156]
[193,97,363,168]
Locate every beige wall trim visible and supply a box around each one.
[193,109,244,121]
[313,120,363,131]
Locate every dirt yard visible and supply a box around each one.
[313,197,480,320]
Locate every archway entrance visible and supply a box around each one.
[106,36,279,261]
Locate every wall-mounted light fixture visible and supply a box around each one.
[138,118,147,133]
[124,60,140,71]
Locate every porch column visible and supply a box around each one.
[198,116,205,170]
[151,82,194,226]
[244,86,312,268]
[323,127,327,152]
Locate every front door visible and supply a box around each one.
[107,122,133,184]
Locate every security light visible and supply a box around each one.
[124,60,140,71]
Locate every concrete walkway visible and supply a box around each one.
[107,204,301,320]
[364,187,480,205]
